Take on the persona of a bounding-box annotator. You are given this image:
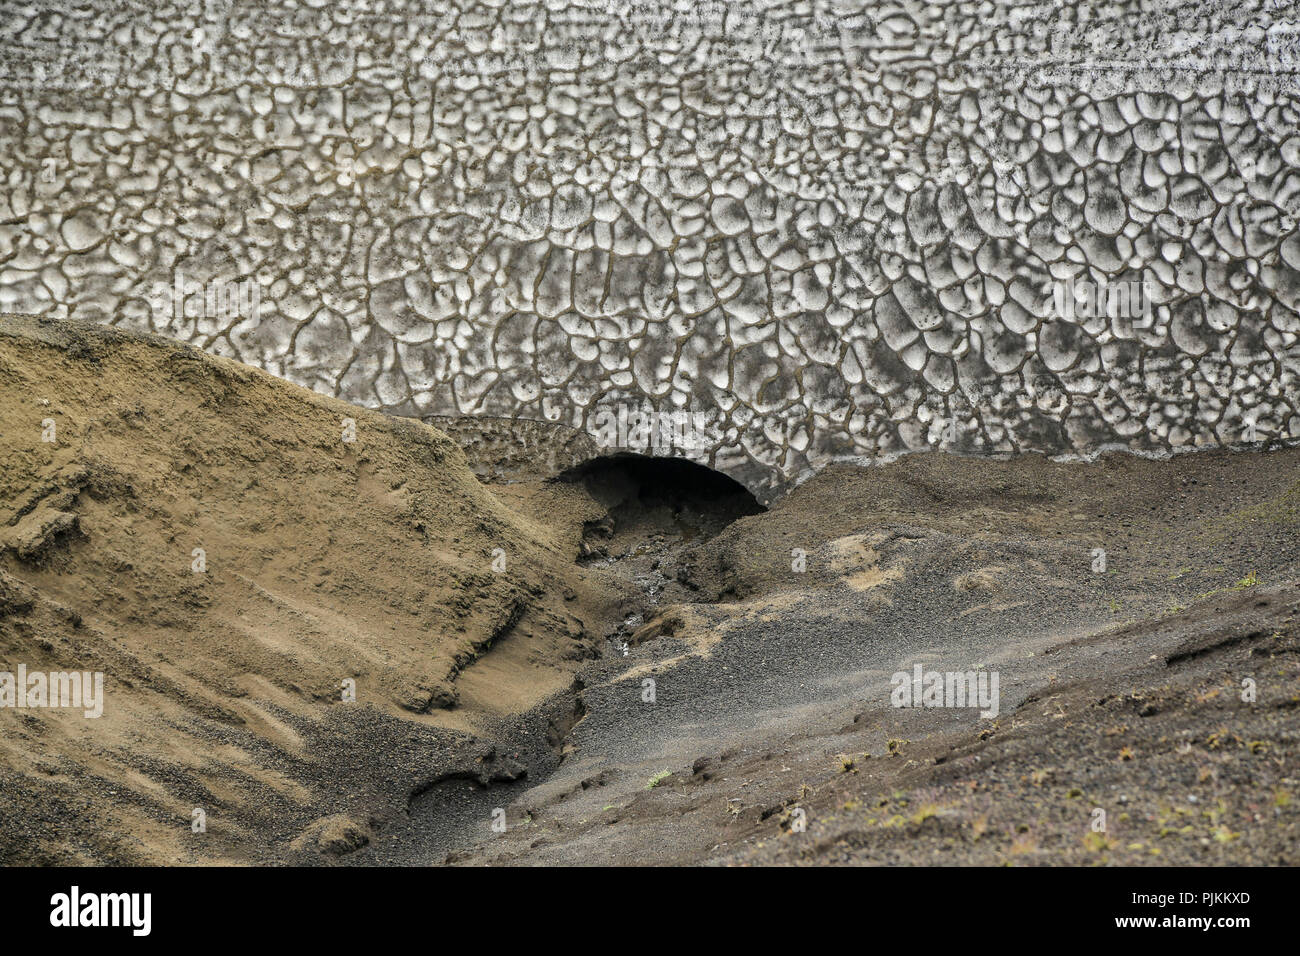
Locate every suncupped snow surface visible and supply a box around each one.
[1,1,1299,493]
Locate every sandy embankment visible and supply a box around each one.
[0,316,622,864]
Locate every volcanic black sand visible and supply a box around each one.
[2,316,1297,865]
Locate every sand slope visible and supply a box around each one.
[0,316,618,864]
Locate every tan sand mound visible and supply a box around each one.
[0,316,618,864]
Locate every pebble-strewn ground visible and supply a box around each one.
[2,1,1299,491]
[2,318,1297,866]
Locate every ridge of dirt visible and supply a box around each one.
[0,315,623,864]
